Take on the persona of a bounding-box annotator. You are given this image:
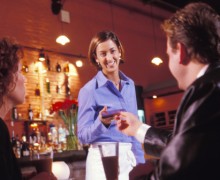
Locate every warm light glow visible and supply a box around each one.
[52,161,70,180]
[38,56,45,61]
[75,60,83,67]
[151,57,163,66]
[30,123,38,128]
[152,95,157,99]
[35,61,47,74]
[67,63,78,76]
[56,35,70,45]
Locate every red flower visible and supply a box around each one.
[51,99,78,112]
[52,101,63,112]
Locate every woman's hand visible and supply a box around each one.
[99,106,113,125]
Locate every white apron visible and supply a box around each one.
[86,142,136,180]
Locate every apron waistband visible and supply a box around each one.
[90,142,131,148]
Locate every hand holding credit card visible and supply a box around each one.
[101,109,126,119]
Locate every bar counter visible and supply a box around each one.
[18,150,87,180]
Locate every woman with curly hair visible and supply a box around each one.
[0,37,25,180]
[0,38,57,180]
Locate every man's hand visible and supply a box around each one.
[116,111,142,136]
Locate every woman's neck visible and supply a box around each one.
[0,99,12,119]
[0,107,8,119]
[103,70,120,84]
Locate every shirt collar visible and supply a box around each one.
[95,70,130,88]
[196,64,209,79]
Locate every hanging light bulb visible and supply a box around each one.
[151,57,163,66]
[150,5,163,66]
[56,35,70,45]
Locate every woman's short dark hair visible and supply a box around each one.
[162,2,220,64]
[0,37,23,107]
[88,30,125,70]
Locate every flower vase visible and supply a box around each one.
[66,134,78,150]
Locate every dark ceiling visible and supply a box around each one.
[141,0,220,14]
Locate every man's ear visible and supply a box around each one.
[178,43,189,65]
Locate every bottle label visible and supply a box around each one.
[29,111,33,120]
[23,150,30,156]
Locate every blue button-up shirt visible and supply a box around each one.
[77,71,145,164]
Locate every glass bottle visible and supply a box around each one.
[21,134,30,157]
[35,83,40,96]
[22,61,29,73]
[11,131,17,155]
[66,84,71,96]
[56,82,61,94]
[64,63,69,74]
[28,104,33,120]
[56,62,61,72]
[12,106,18,121]
[15,135,21,158]
[46,56,51,71]
[46,78,50,93]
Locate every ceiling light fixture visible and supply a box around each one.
[152,95,158,99]
[51,0,62,15]
[56,35,70,45]
[56,10,70,45]
[150,5,163,66]
[38,48,45,61]
[151,57,163,66]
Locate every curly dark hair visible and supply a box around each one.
[162,2,220,64]
[0,37,23,107]
[88,30,125,70]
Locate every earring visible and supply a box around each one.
[97,62,100,66]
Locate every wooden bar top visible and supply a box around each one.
[18,150,87,167]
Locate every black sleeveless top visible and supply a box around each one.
[0,118,22,180]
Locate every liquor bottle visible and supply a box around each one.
[65,84,71,96]
[21,134,30,157]
[15,135,21,158]
[64,63,69,74]
[46,78,50,93]
[12,106,18,121]
[28,104,33,120]
[56,62,61,72]
[22,61,29,73]
[46,56,51,71]
[11,130,17,155]
[35,83,40,96]
[56,82,61,94]
[58,124,65,143]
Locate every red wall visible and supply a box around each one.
[0,1,177,137]
[144,92,183,128]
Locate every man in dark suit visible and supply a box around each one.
[116,2,220,180]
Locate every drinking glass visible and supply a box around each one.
[98,142,119,180]
[31,147,53,174]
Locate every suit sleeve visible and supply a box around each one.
[143,127,172,158]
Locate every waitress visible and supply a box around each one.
[77,30,145,180]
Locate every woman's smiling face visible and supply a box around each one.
[95,39,121,74]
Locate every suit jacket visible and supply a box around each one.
[144,63,220,180]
